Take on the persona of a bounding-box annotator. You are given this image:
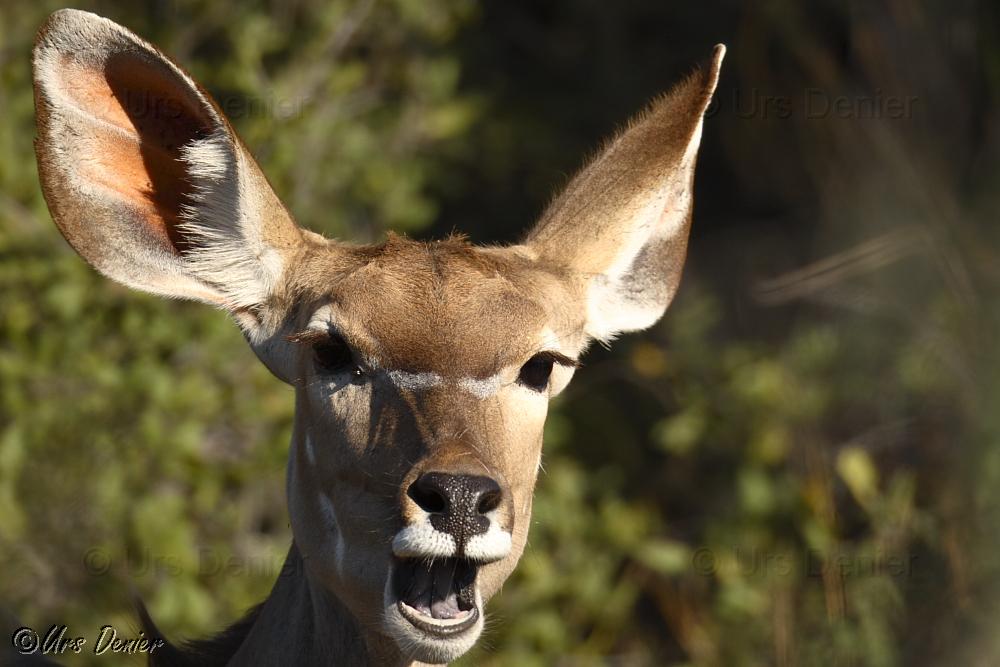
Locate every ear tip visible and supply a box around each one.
[712,44,727,66]
[47,7,98,20]
[35,10,97,62]
[38,8,109,39]
[704,44,726,89]
[682,44,725,108]
[34,9,133,63]
[33,10,98,89]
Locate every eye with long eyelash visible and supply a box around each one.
[518,351,579,392]
[313,335,354,374]
[287,330,362,377]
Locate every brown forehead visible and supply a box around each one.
[301,235,555,377]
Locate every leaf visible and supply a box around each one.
[837,446,879,509]
[635,539,692,575]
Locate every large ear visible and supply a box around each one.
[525,46,725,342]
[32,9,305,322]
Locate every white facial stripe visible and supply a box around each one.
[300,317,576,400]
[386,370,443,391]
[392,521,457,559]
[318,490,338,528]
[459,374,504,399]
[334,531,347,577]
[304,433,317,466]
[463,522,513,563]
[316,490,348,578]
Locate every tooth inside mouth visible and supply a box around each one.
[393,557,477,621]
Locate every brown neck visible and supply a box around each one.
[228,543,410,667]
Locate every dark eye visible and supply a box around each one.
[518,354,555,392]
[313,335,356,375]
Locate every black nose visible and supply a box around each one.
[408,472,503,540]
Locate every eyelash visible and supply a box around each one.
[517,354,557,392]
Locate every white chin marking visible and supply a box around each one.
[383,572,484,664]
[464,522,512,562]
[392,523,457,559]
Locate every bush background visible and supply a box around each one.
[2,1,1000,665]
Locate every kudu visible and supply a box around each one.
[31,9,723,665]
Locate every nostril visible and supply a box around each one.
[409,471,505,524]
[408,478,447,514]
[477,489,502,515]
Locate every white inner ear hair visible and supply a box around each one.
[179,132,285,312]
[585,119,704,342]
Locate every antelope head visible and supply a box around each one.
[32,9,723,664]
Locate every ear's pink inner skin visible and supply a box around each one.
[58,53,214,253]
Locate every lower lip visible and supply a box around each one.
[397,601,480,637]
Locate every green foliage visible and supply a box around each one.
[3,1,1000,666]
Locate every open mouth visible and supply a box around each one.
[392,557,479,636]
